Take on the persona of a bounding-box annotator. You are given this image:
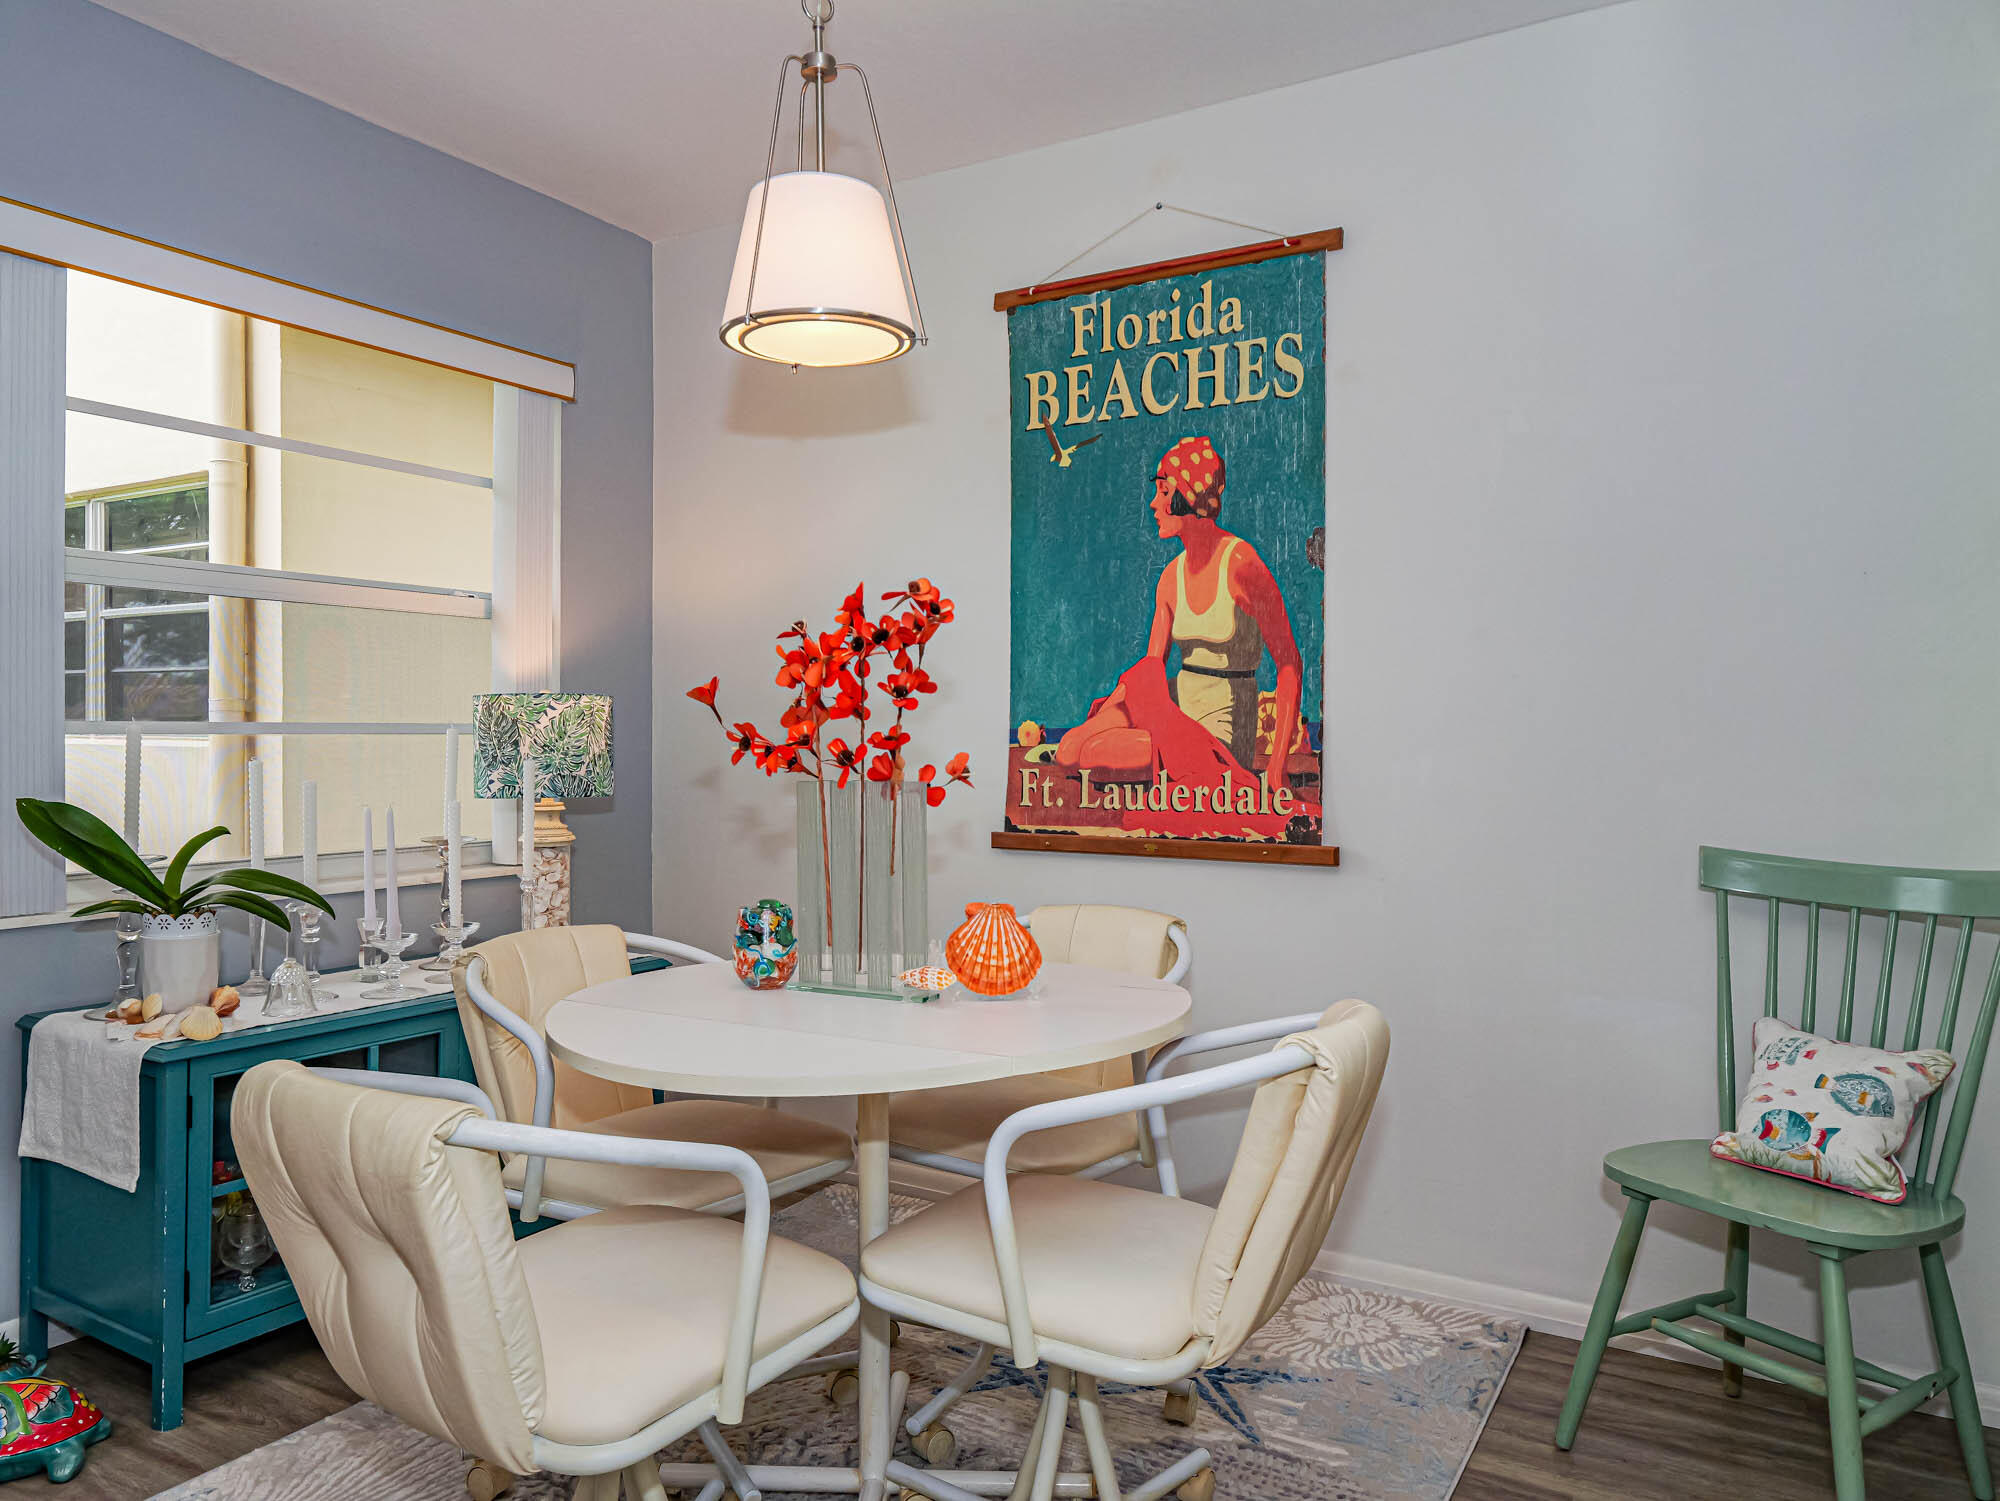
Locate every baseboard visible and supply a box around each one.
[0,1317,73,1357]
[1310,1247,2000,1421]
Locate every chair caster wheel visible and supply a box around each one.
[825,1369,861,1406]
[463,1458,513,1500]
[1177,1467,1216,1501]
[913,1421,958,1466]
[1162,1388,1197,1426]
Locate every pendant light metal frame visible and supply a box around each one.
[721,0,928,366]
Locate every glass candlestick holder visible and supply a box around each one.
[240,918,270,1001]
[289,902,327,1003]
[114,911,144,1004]
[263,956,316,1020]
[356,916,386,982]
[422,918,478,972]
[361,930,421,1000]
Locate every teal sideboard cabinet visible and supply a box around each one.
[18,957,672,1428]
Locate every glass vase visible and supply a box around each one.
[792,777,928,999]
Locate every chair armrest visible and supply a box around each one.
[463,954,559,1220]
[445,1115,773,1425]
[980,1042,1314,1367]
[623,931,728,966]
[309,1067,497,1119]
[1162,924,1192,986]
[1141,1011,1320,1197]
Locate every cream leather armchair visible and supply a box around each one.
[887,904,1191,1182]
[232,1060,860,1501]
[454,925,853,1223]
[861,1001,1390,1501]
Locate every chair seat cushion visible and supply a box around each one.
[502,1100,851,1212]
[860,1176,1213,1360]
[889,1076,1141,1174]
[520,1205,856,1446]
[1605,1139,1965,1251]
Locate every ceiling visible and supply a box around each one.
[91,0,1626,240]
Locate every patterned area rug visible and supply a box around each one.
[155,1185,1521,1501]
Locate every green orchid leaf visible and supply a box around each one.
[164,826,230,906]
[70,899,159,920]
[204,868,335,918]
[16,798,170,908]
[202,891,294,931]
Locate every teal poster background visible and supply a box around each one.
[1005,250,1327,844]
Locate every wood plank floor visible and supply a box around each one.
[14,1324,1998,1498]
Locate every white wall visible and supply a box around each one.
[654,0,2000,1389]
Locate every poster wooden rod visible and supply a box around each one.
[992,831,1340,867]
[993,227,1343,312]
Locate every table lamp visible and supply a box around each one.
[473,691,613,928]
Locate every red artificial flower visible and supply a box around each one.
[869,726,910,753]
[687,677,718,710]
[866,752,897,782]
[825,737,862,788]
[835,583,868,632]
[728,721,766,766]
[945,751,971,781]
[829,668,870,722]
[917,763,945,806]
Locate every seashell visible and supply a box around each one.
[178,1006,222,1042]
[898,966,958,994]
[944,902,1042,997]
[114,996,145,1024]
[209,986,240,1017]
[134,1019,166,1039]
[140,993,163,1022]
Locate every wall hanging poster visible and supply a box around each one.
[993,231,1341,866]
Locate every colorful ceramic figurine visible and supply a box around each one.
[0,1377,110,1483]
[944,902,1042,996]
[734,899,800,990]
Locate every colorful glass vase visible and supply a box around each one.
[0,1377,110,1483]
[944,902,1042,996]
[735,899,800,990]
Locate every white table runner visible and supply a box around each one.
[18,968,452,1192]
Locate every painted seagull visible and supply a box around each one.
[1041,422,1102,468]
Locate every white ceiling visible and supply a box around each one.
[92,0,1626,240]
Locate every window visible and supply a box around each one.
[61,272,498,867]
[64,481,211,723]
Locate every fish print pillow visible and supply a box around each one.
[1710,1018,1955,1204]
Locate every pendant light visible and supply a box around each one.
[720,0,927,368]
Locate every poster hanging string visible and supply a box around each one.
[1027,202,1295,296]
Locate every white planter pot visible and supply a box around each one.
[141,912,220,1012]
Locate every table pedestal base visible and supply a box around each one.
[652,1462,1101,1499]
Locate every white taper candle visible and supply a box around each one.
[518,757,538,895]
[123,728,142,849]
[443,725,460,827]
[384,807,401,940]
[299,780,318,894]
[360,806,375,923]
[446,799,463,927]
[246,757,264,870]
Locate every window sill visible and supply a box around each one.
[0,863,524,933]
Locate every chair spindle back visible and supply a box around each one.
[1701,846,2000,1201]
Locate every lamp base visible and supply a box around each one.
[522,797,573,929]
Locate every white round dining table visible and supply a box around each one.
[544,959,1192,1501]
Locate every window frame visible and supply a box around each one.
[0,203,569,920]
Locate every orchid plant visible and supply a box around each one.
[690,579,972,959]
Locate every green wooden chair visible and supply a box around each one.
[1556,846,1999,1501]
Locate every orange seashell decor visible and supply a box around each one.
[944,902,1042,996]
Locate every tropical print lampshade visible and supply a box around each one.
[473,692,613,800]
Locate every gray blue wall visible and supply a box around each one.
[0,0,653,1321]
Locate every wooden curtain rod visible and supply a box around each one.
[993,227,1342,312]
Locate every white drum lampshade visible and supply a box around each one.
[720,170,915,367]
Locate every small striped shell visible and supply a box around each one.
[944,902,1042,996]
